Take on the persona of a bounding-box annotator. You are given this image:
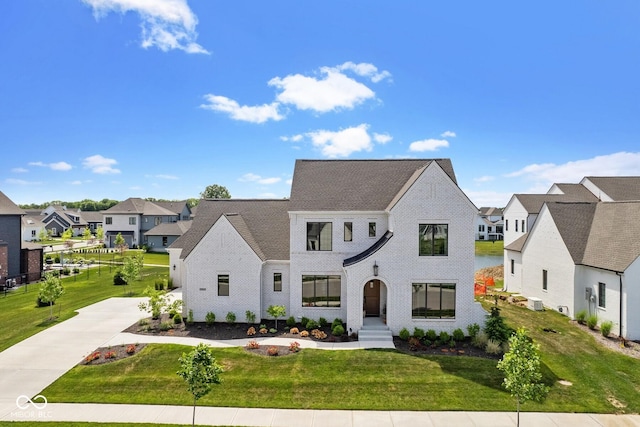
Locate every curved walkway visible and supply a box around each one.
[1,293,639,426]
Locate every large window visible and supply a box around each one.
[412,283,456,319]
[307,222,332,251]
[302,275,341,307]
[218,274,229,296]
[344,222,352,242]
[129,217,136,225]
[274,273,282,292]
[419,224,448,256]
[598,282,606,308]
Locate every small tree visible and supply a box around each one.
[38,271,64,320]
[138,285,170,319]
[62,228,75,250]
[177,343,223,426]
[38,228,47,242]
[114,232,128,256]
[95,226,105,243]
[497,327,549,427]
[120,253,144,295]
[82,227,92,242]
[267,305,286,329]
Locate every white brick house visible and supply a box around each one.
[170,159,486,335]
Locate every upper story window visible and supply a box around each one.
[521,220,525,233]
[344,222,352,242]
[419,224,448,256]
[162,236,168,247]
[515,220,518,232]
[129,217,137,225]
[274,273,282,292]
[478,225,485,232]
[105,217,113,225]
[155,217,162,226]
[307,222,332,251]
[369,222,376,237]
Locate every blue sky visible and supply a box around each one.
[2,1,640,207]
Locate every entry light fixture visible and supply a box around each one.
[373,261,379,276]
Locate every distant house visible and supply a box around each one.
[475,207,503,240]
[21,214,45,242]
[0,191,42,284]
[503,177,640,340]
[39,205,91,237]
[169,159,486,336]
[145,221,192,253]
[152,200,192,221]
[102,198,180,249]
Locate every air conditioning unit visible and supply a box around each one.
[528,297,543,311]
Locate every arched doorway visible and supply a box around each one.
[363,279,386,318]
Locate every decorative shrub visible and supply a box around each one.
[154,279,165,291]
[587,314,598,330]
[104,350,117,359]
[245,310,256,324]
[246,340,260,349]
[311,329,327,340]
[269,328,277,334]
[247,326,256,336]
[205,312,216,326]
[485,339,502,355]
[484,306,513,344]
[331,318,344,330]
[259,324,267,329]
[300,330,309,337]
[472,331,489,349]
[286,316,297,327]
[173,313,183,324]
[266,346,279,356]
[399,327,411,341]
[138,318,149,326]
[289,327,299,334]
[226,312,236,324]
[167,277,174,289]
[113,270,127,286]
[289,341,301,353]
[126,344,136,355]
[318,317,328,327]
[413,327,425,339]
[187,309,194,325]
[600,320,613,337]
[426,329,438,341]
[62,267,71,275]
[306,319,319,330]
[466,323,480,338]
[439,331,451,343]
[408,337,422,351]
[259,328,268,334]
[72,267,80,274]
[300,317,310,328]
[332,324,345,336]
[575,309,588,324]
[452,328,465,342]
[159,321,173,331]
[85,351,101,363]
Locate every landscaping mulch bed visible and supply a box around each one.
[393,337,501,359]
[82,343,148,365]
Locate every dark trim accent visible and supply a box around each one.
[343,231,393,267]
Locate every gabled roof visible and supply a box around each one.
[546,202,598,264]
[551,183,599,199]
[145,221,192,236]
[0,191,25,215]
[479,207,503,216]
[172,199,290,261]
[505,233,528,252]
[153,200,190,215]
[22,215,45,227]
[513,192,598,214]
[289,159,457,211]
[584,177,640,201]
[80,211,104,223]
[103,198,176,216]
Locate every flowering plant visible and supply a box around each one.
[126,344,136,355]
[104,350,117,359]
[85,351,101,363]
[289,341,301,353]
[246,340,260,349]
[266,346,279,356]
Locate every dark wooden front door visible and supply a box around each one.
[363,280,380,316]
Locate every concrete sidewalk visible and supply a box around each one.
[1,293,639,426]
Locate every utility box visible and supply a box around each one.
[528,297,543,311]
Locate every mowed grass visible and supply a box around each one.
[41,297,640,413]
[0,265,168,352]
[475,240,504,255]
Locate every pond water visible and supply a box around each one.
[475,255,503,271]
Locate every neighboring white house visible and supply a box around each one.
[169,159,486,336]
[21,214,45,242]
[475,207,503,241]
[503,176,640,340]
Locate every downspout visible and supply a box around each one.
[617,272,624,339]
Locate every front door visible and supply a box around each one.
[363,280,380,316]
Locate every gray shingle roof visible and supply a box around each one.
[514,192,598,214]
[289,159,457,211]
[103,198,176,216]
[584,177,640,201]
[145,221,192,236]
[0,191,25,215]
[172,199,290,261]
[546,202,598,264]
[553,183,599,199]
[153,200,190,215]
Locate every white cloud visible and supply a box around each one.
[11,167,28,173]
[155,174,179,180]
[409,138,449,152]
[306,124,373,158]
[285,179,293,185]
[373,133,392,144]
[505,152,640,189]
[239,173,281,185]
[70,180,83,185]
[82,0,208,54]
[5,178,42,186]
[463,189,513,208]
[280,134,304,143]
[337,61,392,83]
[82,154,121,174]
[441,130,456,138]
[474,175,495,183]
[268,62,385,113]
[28,161,72,171]
[200,95,283,123]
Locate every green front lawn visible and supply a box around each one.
[0,265,168,352]
[475,240,504,255]
[41,299,640,413]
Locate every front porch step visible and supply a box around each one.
[358,322,394,342]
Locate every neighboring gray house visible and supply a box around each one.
[169,159,486,337]
[504,176,640,340]
[153,200,192,221]
[475,207,503,240]
[145,221,192,253]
